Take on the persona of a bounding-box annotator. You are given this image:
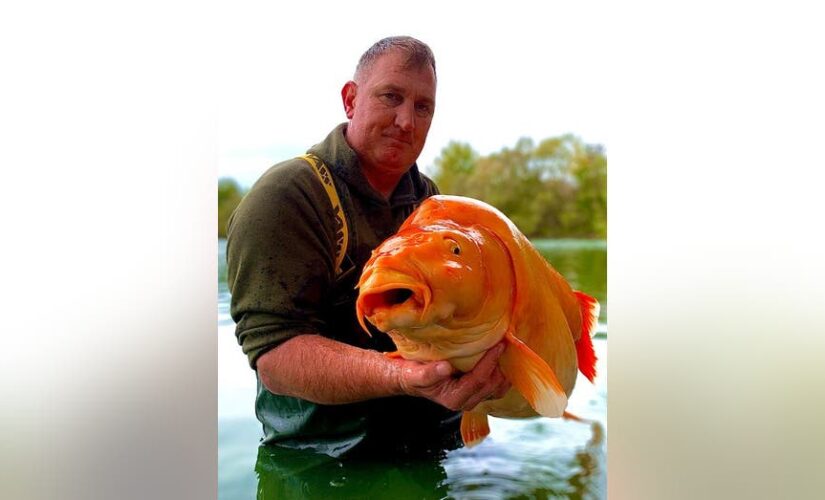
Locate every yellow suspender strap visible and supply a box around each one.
[299,154,349,276]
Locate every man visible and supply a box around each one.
[226,36,509,457]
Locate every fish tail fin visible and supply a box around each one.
[460,410,490,447]
[573,291,600,383]
[500,332,567,418]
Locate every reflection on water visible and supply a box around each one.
[250,415,606,499]
[253,418,605,499]
[442,417,606,499]
[256,446,450,499]
[535,239,607,323]
[218,239,607,500]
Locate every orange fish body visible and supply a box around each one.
[356,195,600,446]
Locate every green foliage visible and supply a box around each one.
[218,177,246,238]
[432,141,478,195]
[431,135,606,238]
[217,135,606,239]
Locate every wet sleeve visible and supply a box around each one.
[226,160,338,368]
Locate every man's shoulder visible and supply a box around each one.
[416,170,441,197]
[232,156,329,222]
[249,156,339,204]
[254,156,319,192]
[421,172,438,189]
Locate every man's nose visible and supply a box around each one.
[394,101,415,132]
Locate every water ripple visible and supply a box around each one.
[440,417,606,499]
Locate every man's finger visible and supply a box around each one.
[464,342,506,381]
[493,378,512,399]
[435,361,454,377]
[481,342,507,366]
[408,360,453,388]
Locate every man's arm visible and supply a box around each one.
[257,334,510,412]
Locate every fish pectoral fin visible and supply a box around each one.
[383,351,403,359]
[460,410,490,447]
[499,333,568,418]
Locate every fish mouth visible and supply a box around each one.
[356,271,431,334]
[360,287,416,311]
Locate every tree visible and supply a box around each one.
[430,135,606,239]
[431,141,478,195]
[218,177,246,238]
[569,143,607,237]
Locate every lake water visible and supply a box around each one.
[218,238,607,499]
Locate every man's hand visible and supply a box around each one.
[257,335,510,409]
[395,342,511,411]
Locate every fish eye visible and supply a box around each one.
[446,238,461,255]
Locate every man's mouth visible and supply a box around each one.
[383,134,412,146]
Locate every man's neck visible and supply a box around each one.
[341,125,410,200]
[361,164,404,200]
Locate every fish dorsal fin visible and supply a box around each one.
[573,291,600,383]
[499,331,567,417]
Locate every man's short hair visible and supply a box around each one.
[354,36,437,82]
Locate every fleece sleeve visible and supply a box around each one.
[225,159,339,368]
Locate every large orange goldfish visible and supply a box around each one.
[355,195,600,446]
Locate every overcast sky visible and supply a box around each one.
[217,2,608,187]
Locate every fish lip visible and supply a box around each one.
[356,273,431,332]
[358,281,429,315]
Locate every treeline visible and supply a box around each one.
[431,134,606,239]
[218,178,246,238]
[218,134,606,239]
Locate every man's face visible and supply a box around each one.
[342,50,436,176]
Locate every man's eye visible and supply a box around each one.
[415,103,432,116]
[380,93,402,105]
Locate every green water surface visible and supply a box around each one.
[218,239,607,499]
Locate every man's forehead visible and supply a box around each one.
[376,82,434,97]
[361,51,435,83]
[363,56,435,96]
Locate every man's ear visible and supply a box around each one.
[341,81,357,119]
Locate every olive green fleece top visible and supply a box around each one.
[225,124,459,456]
[226,123,439,366]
